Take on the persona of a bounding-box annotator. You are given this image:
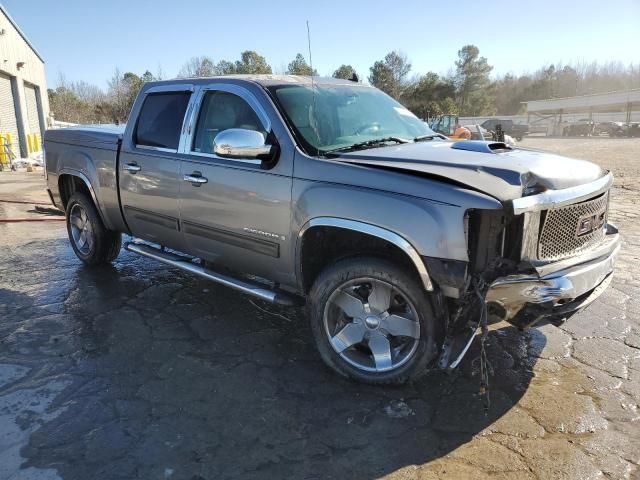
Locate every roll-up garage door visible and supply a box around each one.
[0,72,21,158]
[24,83,42,150]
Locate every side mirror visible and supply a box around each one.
[213,128,273,160]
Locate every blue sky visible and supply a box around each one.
[3,0,639,90]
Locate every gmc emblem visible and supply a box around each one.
[576,210,606,237]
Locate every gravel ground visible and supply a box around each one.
[1,139,639,479]
[520,137,640,190]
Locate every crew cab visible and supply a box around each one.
[44,76,620,385]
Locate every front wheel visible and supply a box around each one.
[308,257,440,385]
[66,192,121,265]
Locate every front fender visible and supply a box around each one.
[291,178,503,290]
[297,216,434,291]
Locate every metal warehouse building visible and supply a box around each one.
[0,4,48,161]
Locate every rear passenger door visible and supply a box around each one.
[119,87,193,251]
[178,83,293,284]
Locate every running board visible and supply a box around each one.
[124,242,301,307]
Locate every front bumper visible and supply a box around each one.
[486,224,620,329]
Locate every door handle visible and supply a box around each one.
[124,163,141,173]
[183,173,208,185]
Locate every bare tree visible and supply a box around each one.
[178,56,216,78]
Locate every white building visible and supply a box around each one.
[0,4,48,160]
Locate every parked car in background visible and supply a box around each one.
[44,76,619,385]
[562,119,595,136]
[626,122,640,137]
[480,119,529,141]
[594,122,627,137]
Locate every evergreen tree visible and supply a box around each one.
[286,54,317,76]
[368,51,411,100]
[454,45,494,116]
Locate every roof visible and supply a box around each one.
[0,4,44,63]
[523,88,640,114]
[149,75,366,88]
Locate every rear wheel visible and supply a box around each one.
[66,192,121,265]
[308,257,440,385]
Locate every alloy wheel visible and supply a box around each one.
[323,278,421,373]
[69,204,95,255]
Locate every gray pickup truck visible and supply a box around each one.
[44,76,619,385]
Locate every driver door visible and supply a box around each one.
[178,84,293,284]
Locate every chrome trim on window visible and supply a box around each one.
[512,172,613,214]
[186,151,263,166]
[297,217,433,291]
[135,145,178,154]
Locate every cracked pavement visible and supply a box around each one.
[1,137,639,479]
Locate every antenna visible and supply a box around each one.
[306,20,320,156]
[306,20,314,80]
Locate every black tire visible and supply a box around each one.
[65,192,121,265]
[515,135,523,141]
[308,257,440,385]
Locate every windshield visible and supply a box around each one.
[269,83,437,155]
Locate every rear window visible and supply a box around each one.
[135,92,190,150]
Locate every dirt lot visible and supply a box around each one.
[0,138,639,479]
[520,137,640,191]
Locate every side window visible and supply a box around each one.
[440,116,451,134]
[192,91,265,154]
[135,92,190,150]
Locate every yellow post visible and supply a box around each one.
[34,134,40,152]
[27,134,33,154]
[0,135,6,165]
[5,132,12,159]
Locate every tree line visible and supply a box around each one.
[49,46,640,124]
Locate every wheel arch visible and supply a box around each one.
[57,170,106,224]
[296,217,433,294]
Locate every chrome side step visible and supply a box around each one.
[124,242,301,307]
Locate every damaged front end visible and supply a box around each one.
[429,171,620,371]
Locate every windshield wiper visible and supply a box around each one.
[414,134,445,142]
[323,136,410,155]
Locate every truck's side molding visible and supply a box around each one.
[297,217,434,291]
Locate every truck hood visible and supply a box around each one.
[338,141,605,202]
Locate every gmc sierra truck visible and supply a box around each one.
[44,76,619,385]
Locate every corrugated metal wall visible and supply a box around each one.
[24,83,41,144]
[0,6,49,158]
[0,72,21,158]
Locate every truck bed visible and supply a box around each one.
[44,124,127,233]
[44,124,125,151]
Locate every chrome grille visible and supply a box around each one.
[538,192,609,261]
